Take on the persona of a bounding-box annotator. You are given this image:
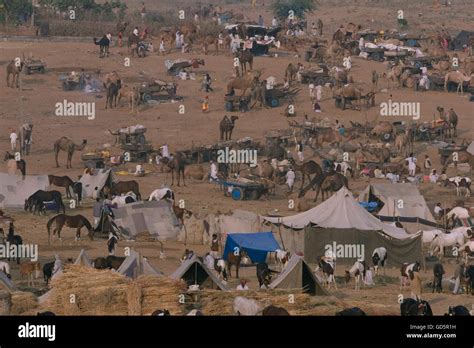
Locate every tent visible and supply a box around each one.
[0,174,49,208]
[117,250,163,279]
[261,187,422,266]
[111,200,181,241]
[269,255,327,296]
[467,141,474,156]
[0,271,16,293]
[358,183,435,223]
[78,169,114,198]
[74,249,93,267]
[223,232,280,263]
[451,30,474,51]
[170,255,228,291]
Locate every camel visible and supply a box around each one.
[118,85,140,112]
[444,70,473,94]
[329,67,348,87]
[299,171,348,202]
[371,122,394,138]
[289,158,323,190]
[220,115,238,141]
[227,70,262,96]
[311,129,344,148]
[345,23,361,38]
[54,137,87,169]
[93,36,110,58]
[201,35,218,55]
[432,60,451,72]
[162,153,186,186]
[6,60,24,88]
[437,106,458,138]
[105,80,121,109]
[362,144,391,163]
[184,164,207,181]
[285,63,302,84]
[441,150,474,172]
[334,84,362,109]
[249,161,274,179]
[19,123,33,156]
[395,132,409,157]
[234,50,253,74]
[250,82,267,109]
[103,71,120,88]
[385,64,404,89]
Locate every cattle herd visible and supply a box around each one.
[0,0,473,321]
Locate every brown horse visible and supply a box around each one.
[46,214,93,244]
[226,249,249,278]
[48,175,75,198]
[109,180,141,200]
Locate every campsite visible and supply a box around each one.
[0,0,473,320]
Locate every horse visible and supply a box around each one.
[430,231,467,259]
[4,151,26,179]
[226,249,249,278]
[7,222,22,264]
[25,190,65,215]
[108,181,141,200]
[46,214,94,244]
[48,175,75,198]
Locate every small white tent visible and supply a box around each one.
[0,174,49,208]
[117,250,163,279]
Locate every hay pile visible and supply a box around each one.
[200,290,345,315]
[10,291,38,315]
[39,265,186,315]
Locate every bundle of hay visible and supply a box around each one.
[200,290,343,315]
[39,265,186,315]
[10,291,39,315]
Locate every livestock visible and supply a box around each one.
[432,263,445,293]
[400,298,433,316]
[371,247,387,275]
[345,260,366,291]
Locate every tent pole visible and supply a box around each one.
[278,218,286,250]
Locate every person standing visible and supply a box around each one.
[202,96,209,113]
[452,260,465,294]
[175,31,181,49]
[286,167,295,192]
[141,2,147,21]
[308,83,315,103]
[434,202,443,218]
[205,73,213,92]
[133,27,139,37]
[209,160,218,182]
[258,14,264,26]
[9,129,17,152]
[194,12,199,23]
[429,169,439,183]
[296,141,304,162]
[424,154,432,175]
[405,153,417,177]
[159,38,166,55]
[160,143,169,160]
[315,84,322,102]
[92,198,102,228]
[272,16,278,27]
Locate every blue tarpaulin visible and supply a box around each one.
[223,232,280,263]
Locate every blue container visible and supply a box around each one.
[44,201,59,211]
[231,187,243,200]
[270,98,279,107]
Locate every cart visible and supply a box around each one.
[115,126,155,163]
[165,58,205,75]
[221,177,265,201]
[24,57,46,74]
[334,91,375,110]
[365,47,386,61]
[138,80,178,102]
[299,65,331,85]
[404,55,449,70]
[81,153,105,169]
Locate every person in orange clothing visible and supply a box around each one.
[202,96,209,113]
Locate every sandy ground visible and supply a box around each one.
[0,0,473,315]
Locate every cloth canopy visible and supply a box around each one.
[223,232,280,263]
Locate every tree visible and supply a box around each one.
[272,0,316,20]
[1,0,33,25]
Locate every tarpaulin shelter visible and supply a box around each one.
[170,255,228,291]
[261,187,422,266]
[269,255,327,296]
[0,174,49,208]
[117,250,163,279]
[223,232,280,263]
[0,272,16,293]
[111,200,180,241]
[78,169,114,198]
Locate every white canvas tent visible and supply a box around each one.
[0,272,16,293]
[358,183,435,222]
[170,255,228,291]
[78,169,114,198]
[111,200,181,241]
[0,173,49,208]
[117,250,163,279]
[269,255,327,296]
[74,249,93,267]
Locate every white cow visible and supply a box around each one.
[148,188,174,202]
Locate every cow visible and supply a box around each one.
[444,177,471,197]
[400,261,421,290]
[445,305,471,316]
[371,247,387,275]
[335,307,367,316]
[400,298,433,316]
[43,261,55,285]
[345,259,366,291]
[432,263,445,293]
[214,258,228,281]
[262,305,290,316]
[316,256,337,289]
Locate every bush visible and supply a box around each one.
[272,0,316,20]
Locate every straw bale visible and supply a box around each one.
[10,291,38,315]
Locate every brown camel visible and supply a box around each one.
[234,50,253,74]
[329,66,348,87]
[289,158,323,190]
[201,35,219,55]
[54,137,87,169]
[437,106,458,138]
[162,153,186,186]
[441,150,474,172]
[227,70,262,96]
[395,132,409,157]
[384,64,404,89]
[118,85,140,112]
[285,63,302,84]
[219,115,239,141]
[311,129,344,148]
[299,171,348,202]
[431,60,451,72]
[444,70,472,94]
[6,60,24,88]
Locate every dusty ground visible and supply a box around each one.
[0,0,473,315]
